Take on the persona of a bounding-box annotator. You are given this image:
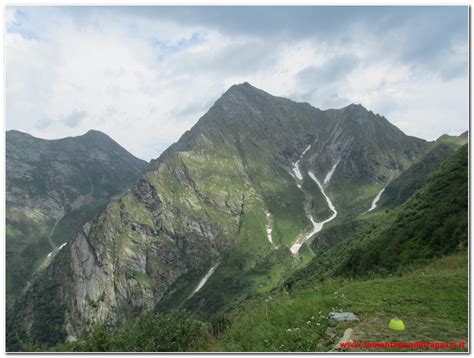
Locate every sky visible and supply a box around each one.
[5,6,469,161]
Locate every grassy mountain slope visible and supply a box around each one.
[216,144,469,352]
[30,252,467,352]
[378,134,467,209]
[217,252,467,352]
[287,144,468,288]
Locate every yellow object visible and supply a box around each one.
[389,319,405,331]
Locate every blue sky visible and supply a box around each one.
[6,6,469,160]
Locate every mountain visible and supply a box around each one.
[7,83,429,349]
[378,133,467,209]
[6,130,148,312]
[29,145,468,353]
[287,144,468,288]
[300,103,427,220]
[301,132,467,260]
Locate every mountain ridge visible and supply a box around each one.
[8,83,432,349]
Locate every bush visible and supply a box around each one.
[62,309,207,352]
[121,310,207,352]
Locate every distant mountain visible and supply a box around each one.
[6,130,147,311]
[8,83,429,349]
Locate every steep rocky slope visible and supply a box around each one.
[8,83,429,348]
[6,130,147,310]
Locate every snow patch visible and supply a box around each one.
[265,212,277,248]
[324,159,340,185]
[289,145,338,255]
[309,172,338,219]
[291,145,311,180]
[368,187,385,212]
[190,263,219,297]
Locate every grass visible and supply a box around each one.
[262,168,310,248]
[6,206,55,313]
[288,145,468,288]
[301,172,331,221]
[133,271,152,286]
[216,252,468,352]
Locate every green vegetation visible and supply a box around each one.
[301,171,331,220]
[263,169,310,247]
[7,84,465,352]
[288,145,468,287]
[7,272,68,351]
[6,129,147,313]
[22,310,208,352]
[379,139,464,209]
[6,207,53,312]
[21,252,467,352]
[309,219,368,254]
[217,252,467,352]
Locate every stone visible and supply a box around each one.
[324,326,336,337]
[330,312,359,321]
[334,328,354,350]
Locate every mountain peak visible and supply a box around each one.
[213,82,276,112]
[338,103,380,124]
[83,129,109,138]
[223,81,267,97]
[343,103,368,111]
[230,81,256,90]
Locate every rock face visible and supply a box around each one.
[305,103,427,219]
[8,83,429,348]
[6,130,148,311]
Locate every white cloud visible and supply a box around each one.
[6,7,469,160]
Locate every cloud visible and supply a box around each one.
[62,110,88,128]
[35,117,52,130]
[5,6,469,160]
[297,55,359,86]
[34,110,87,130]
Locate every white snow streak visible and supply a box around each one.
[291,145,311,182]
[266,212,277,248]
[308,172,338,222]
[190,263,219,297]
[289,146,339,254]
[47,241,68,258]
[368,187,386,212]
[324,159,340,185]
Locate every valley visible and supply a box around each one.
[5,83,468,353]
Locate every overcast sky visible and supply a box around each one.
[6,6,469,161]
